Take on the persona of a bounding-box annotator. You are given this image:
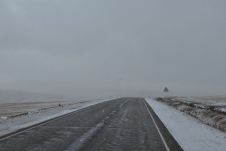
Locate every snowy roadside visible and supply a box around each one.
[146,97,226,151]
[156,97,226,132]
[0,98,113,137]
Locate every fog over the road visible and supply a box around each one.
[0,0,225,99]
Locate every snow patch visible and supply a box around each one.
[0,116,7,120]
[146,97,226,151]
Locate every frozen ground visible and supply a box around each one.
[0,101,81,117]
[0,99,111,137]
[157,97,226,132]
[146,97,226,151]
[170,96,226,107]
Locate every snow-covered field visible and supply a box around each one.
[170,96,226,109]
[192,96,226,106]
[156,97,226,132]
[146,98,226,151]
[0,99,112,137]
[0,101,80,117]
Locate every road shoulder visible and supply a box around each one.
[146,98,226,151]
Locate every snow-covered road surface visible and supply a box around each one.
[146,98,226,151]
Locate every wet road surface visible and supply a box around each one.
[0,98,180,151]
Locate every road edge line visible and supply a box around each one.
[0,99,115,141]
[143,101,170,151]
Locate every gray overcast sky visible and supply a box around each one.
[0,0,226,99]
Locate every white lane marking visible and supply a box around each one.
[65,100,128,151]
[143,101,170,151]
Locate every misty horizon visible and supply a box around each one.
[0,0,226,100]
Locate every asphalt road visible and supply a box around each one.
[0,98,182,151]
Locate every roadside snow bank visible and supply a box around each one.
[156,97,226,132]
[0,99,112,137]
[146,98,226,151]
